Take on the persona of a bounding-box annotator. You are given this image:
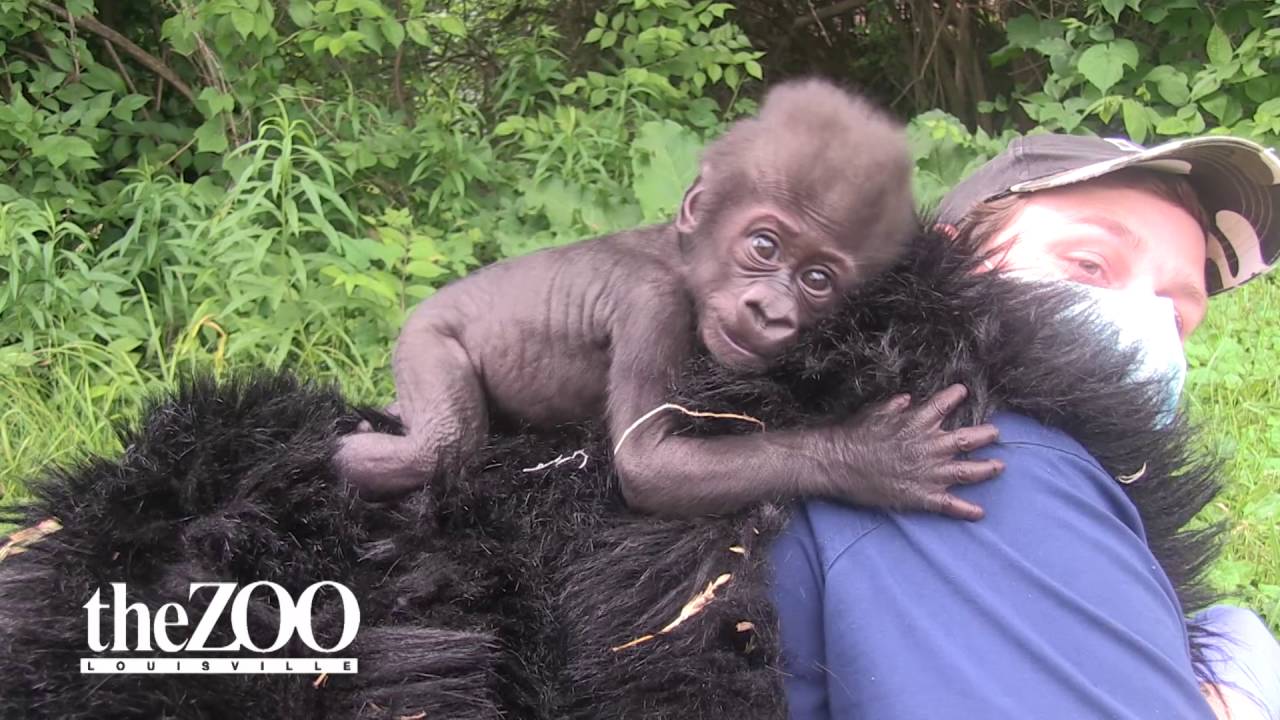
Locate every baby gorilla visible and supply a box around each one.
[334,78,1004,520]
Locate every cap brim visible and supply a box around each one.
[1011,136,1280,294]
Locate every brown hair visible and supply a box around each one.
[956,167,1211,247]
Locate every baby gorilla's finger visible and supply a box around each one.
[905,383,969,433]
[941,458,1005,485]
[874,393,912,415]
[944,423,1000,454]
[921,491,985,522]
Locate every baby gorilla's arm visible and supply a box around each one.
[611,383,1002,520]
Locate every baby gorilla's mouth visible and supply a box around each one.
[704,323,769,371]
[719,327,757,357]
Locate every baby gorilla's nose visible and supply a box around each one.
[740,285,799,352]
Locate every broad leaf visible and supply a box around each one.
[436,14,466,38]
[1207,24,1233,67]
[194,119,228,154]
[1122,99,1149,143]
[1078,44,1124,93]
[630,120,702,222]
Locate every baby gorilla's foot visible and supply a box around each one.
[354,401,404,433]
[332,430,427,500]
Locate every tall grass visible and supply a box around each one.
[1187,274,1280,628]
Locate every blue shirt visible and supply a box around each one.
[769,412,1215,719]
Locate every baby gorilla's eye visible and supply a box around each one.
[750,233,779,260]
[801,268,833,293]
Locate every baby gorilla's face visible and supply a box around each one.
[980,183,1208,342]
[687,202,864,372]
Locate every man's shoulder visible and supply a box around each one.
[792,411,1135,573]
[983,411,1096,462]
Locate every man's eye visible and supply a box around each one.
[1075,259,1104,276]
[750,233,779,260]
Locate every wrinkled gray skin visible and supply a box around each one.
[333,79,1004,520]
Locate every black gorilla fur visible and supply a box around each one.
[0,229,1222,719]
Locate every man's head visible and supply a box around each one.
[937,134,1280,341]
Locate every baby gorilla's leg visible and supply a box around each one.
[334,337,487,499]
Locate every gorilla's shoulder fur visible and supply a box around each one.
[0,230,1221,719]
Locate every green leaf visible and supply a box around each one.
[1102,0,1126,21]
[1146,66,1190,106]
[745,59,762,80]
[1141,5,1167,23]
[1122,98,1149,143]
[359,19,384,51]
[1201,92,1229,122]
[1005,14,1041,49]
[405,19,429,45]
[1189,72,1221,101]
[198,87,235,117]
[111,93,151,121]
[382,18,404,47]
[1078,44,1125,92]
[111,134,132,160]
[1257,97,1280,120]
[436,14,466,37]
[1110,39,1138,69]
[1155,115,1188,135]
[630,120,702,221]
[194,118,228,154]
[231,10,256,38]
[600,29,617,48]
[1206,24,1233,67]
[288,0,314,25]
[585,27,603,43]
[724,64,740,89]
[31,135,96,167]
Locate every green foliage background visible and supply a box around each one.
[1,0,1278,633]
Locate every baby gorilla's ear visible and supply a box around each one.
[676,173,705,235]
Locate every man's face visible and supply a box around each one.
[982,183,1208,342]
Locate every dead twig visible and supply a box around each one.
[0,518,61,563]
[611,573,732,652]
[804,0,834,46]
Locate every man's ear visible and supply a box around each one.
[675,174,704,235]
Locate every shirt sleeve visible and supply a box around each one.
[768,415,1216,720]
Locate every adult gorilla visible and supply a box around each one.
[0,225,1217,719]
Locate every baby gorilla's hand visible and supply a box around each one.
[822,384,1003,521]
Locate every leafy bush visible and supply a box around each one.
[993,0,1280,144]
